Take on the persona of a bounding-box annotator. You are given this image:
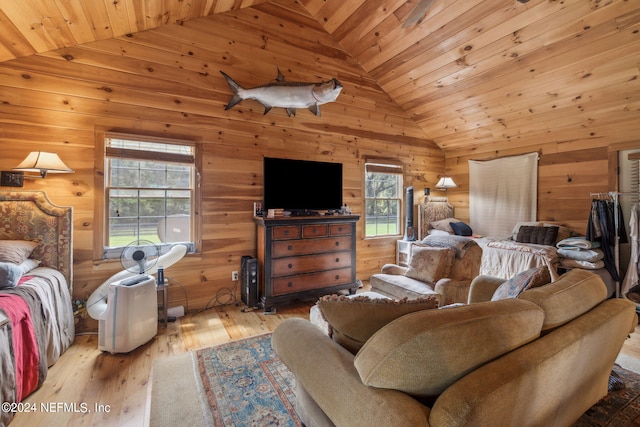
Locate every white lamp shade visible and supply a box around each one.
[14,152,74,176]
[435,176,457,189]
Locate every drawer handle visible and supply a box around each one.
[288,245,293,251]
[287,282,293,288]
[288,263,293,269]
[335,257,340,263]
[335,241,340,247]
[313,228,318,234]
[335,275,339,280]
[284,230,289,236]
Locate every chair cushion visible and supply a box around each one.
[404,245,455,283]
[354,299,544,397]
[491,266,551,301]
[317,294,439,354]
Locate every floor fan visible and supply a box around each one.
[87,241,187,353]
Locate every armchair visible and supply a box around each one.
[370,235,482,305]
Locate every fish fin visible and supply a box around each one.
[263,106,272,115]
[286,108,296,117]
[276,68,286,82]
[220,71,245,110]
[225,94,243,110]
[309,104,320,116]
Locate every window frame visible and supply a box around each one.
[363,160,404,239]
[94,130,202,261]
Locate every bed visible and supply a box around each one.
[0,191,74,427]
[418,197,561,281]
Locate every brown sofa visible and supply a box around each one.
[369,234,482,305]
[272,269,637,427]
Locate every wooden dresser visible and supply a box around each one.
[255,215,360,313]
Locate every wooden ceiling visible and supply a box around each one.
[1,0,638,154]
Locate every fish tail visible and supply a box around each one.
[220,71,244,110]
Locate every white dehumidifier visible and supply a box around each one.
[97,274,158,353]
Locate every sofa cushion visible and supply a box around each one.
[317,294,439,354]
[404,246,455,283]
[354,299,544,397]
[519,268,607,331]
[491,266,551,301]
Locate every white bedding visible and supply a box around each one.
[476,237,560,281]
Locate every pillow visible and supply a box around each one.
[18,259,40,274]
[404,245,456,283]
[430,218,460,233]
[317,294,439,354]
[354,299,544,397]
[516,225,559,246]
[0,240,37,264]
[543,223,575,244]
[0,262,23,289]
[511,221,543,240]
[491,266,551,301]
[450,221,472,236]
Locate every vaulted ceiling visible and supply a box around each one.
[1,0,638,154]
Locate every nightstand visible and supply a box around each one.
[396,240,414,267]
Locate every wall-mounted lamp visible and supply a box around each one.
[435,176,457,191]
[12,151,74,178]
[424,188,430,196]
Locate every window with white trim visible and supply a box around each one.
[103,134,197,258]
[364,162,403,237]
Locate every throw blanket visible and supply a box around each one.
[422,234,476,258]
[0,294,39,402]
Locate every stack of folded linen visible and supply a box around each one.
[556,237,604,270]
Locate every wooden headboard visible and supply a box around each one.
[0,191,73,287]
[418,196,454,240]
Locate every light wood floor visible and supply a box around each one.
[9,300,640,427]
[9,300,315,427]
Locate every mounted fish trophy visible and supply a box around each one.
[220,69,342,117]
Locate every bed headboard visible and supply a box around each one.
[418,196,454,240]
[0,191,72,287]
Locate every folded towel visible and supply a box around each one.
[560,258,605,270]
[558,247,604,262]
[556,237,600,250]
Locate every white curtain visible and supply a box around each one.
[469,152,538,236]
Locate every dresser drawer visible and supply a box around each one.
[272,252,352,277]
[272,268,354,295]
[272,226,300,240]
[329,222,352,236]
[302,224,328,238]
[272,237,352,258]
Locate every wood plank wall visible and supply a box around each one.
[0,2,443,331]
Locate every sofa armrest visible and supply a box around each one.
[467,275,506,303]
[381,263,409,275]
[272,318,431,427]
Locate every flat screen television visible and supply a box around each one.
[263,157,343,214]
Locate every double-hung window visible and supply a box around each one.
[102,133,198,259]
[364,162,403,238]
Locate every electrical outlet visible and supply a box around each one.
[232,270,239,281]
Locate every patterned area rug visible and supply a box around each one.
[151,333,640,426]
[150,333,302,427]
[575,364,640,426]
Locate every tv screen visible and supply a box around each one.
[263,157,343,213]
